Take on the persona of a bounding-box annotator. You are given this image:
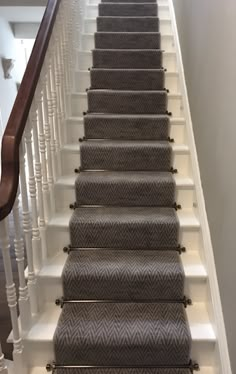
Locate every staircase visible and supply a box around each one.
[0,0,231,373]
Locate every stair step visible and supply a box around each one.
[84,114,169,139]
[66,115,186,144]
[21,302,216,367]
[75,70,179,93]
[87,90,167,114]
[71,92,183,117]
[95,32,161,50]
[77,50,178,72]
[98,3,158,17]
[80,141,171,171]
[97,16,159,32]
[61,143,191,177]
[92,49,163,69]
[38,250,208,303]
[86,4,170,18]
[90,68,165,90]
[69,206,179,248]
[84,17,172,34]
[53,302,191,366]
[75,171,175,206]
[55,173,194,211]
[82,33,174,52]
[46,210,200,257]
[62,250,184,300]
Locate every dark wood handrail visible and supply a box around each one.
[0,0,61,221]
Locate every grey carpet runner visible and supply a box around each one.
[53,0,192,372]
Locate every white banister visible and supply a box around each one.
[0,220,26,374]
[0,1,84,371]
[12,189,31,331]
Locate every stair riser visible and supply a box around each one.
[70,93,184,117]
[60,148,192,176]
[46,223,201,258]
[22,339,216,367]
[77,51,177,72]
[85,5,170,18]
[38,273,207,304]
[81,34,175,53]
[66,120,186,144]
[74,71,180,94]
[84,19,172,34]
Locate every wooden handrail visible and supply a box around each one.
[0,0,61,221]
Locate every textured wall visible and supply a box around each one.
[173,0,236,370]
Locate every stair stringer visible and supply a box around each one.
[168,0,231,373]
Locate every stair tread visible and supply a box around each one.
[62,249,184,300]
[29,367,216,374]
[66,115,185,123]
[62,142,189,153]
[56,173,194,188]
[53,302,191,366]
[75,171,175,206]
[24,302,215,342]
[48,209,200,229]
[72,91,181,98]
[38,249,207,279]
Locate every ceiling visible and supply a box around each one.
[0,6,45,22]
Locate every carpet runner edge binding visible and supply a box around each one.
[53,0,192,372]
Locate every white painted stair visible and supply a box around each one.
[14,0,230,373]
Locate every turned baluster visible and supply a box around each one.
[0,220,26,374]
[30,103,48,262]
[24,121,43,271]
[41,66,56,214]
[48,52,62,176]
[36,83,51,221]
[12,189,31,331]
[44,58,58,182]
[19,143,39,315]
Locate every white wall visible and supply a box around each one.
[173,0,236,371]
[0,17,25,133]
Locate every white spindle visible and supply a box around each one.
[48,54,61,178]
[0,219,26,374]
[24,121,43,271]
[36,84,51,221]
[41,67,56,214]
[12,190,31,331]
[30,105,48,262]
[44,59,58,183]
[19,143,39,315]
[0,341,8,374]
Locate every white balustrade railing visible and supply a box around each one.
[0,0,83,373]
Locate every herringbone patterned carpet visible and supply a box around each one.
[53,0,192,372]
